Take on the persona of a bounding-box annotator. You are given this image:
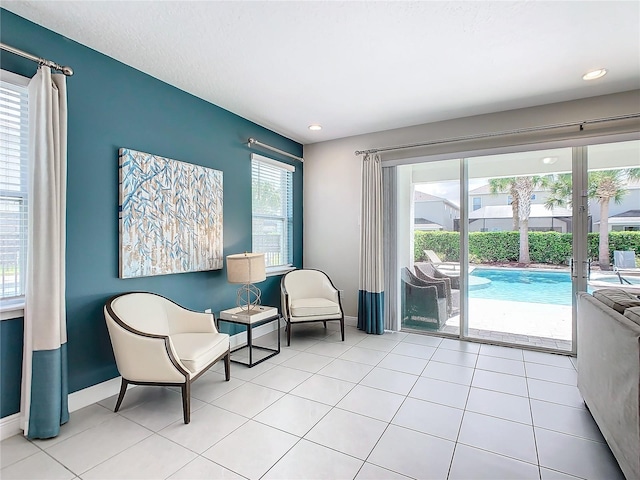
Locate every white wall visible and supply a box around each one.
[302,137,362,316]
[303,90,640,317]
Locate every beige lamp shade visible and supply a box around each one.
[226,253,266,284]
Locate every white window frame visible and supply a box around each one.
[0,70,29,319]
[251,153,295,276]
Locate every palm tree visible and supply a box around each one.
[489,178,518,231]
[488,175,552,264]
[546,168,640,270]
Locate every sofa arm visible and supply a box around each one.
[576,292,640,480]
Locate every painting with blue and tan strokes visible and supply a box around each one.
[118,148,223,278]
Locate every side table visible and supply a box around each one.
[218,306,280,367]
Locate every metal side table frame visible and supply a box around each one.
[218,306,280,367]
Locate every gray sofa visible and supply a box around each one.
[577,289,640,480]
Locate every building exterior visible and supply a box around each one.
[591,182,640,231]
[414,191,460,231]
[595,209,640,232]
[467,184,572,232]
[468,181,640,233]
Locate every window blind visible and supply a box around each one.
[251,154,294,269]
[0,75,29,299]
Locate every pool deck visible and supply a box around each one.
[405,265,640,352]
[455,265,573,351]
[440,298,572,351]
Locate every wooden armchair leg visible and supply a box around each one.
[287,320,291,346]
[181,382,191,424]
[224,350,231,381]
[340,318,345,341]
[114,378,128,412]
[323,321,327,328]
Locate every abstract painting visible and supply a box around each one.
[119,148,223,278]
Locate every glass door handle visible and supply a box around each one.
[570,258,576,278]
[570,259,591,279]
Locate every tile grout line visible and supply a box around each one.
[2,326,614,480]
[524,360,544,480]
[445,351,478,479]
[67,427,154,478]
[356,356,414,480]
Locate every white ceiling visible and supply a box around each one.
[3,1,639,145]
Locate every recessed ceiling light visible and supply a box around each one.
[308,124,322,131]
[582,68,607,81]
[542,156,558,165]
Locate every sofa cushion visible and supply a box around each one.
[592,288,640,314]
[624,306,640,327]
[171,332,229,374]
[290,298,341,317]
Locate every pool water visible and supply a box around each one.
[469,269,572,306]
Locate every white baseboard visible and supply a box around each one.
[345,315,357,327]
[1,318,338,441]
[0,413,21,441]
[68,376,127,413]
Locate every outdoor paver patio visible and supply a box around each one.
[412,298,573,351]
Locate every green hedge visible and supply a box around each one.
[415,231,640,265]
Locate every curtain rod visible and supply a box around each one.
[354,113,640,156]
[0,42,74,76]
[247,137,303,162]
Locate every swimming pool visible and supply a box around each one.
[469,268,572,306]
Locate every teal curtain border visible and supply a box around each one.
[357,290,385,335]
[27,343,69,439]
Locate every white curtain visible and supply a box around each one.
[22,66,69,439]
[357,153,385,334]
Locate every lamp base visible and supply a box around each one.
[236,283,262,311]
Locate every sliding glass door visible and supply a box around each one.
[465,148,574,351]
[585,140,640,289]
[398,139,639,353]
[400,158,461,336]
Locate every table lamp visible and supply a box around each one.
[226,253,266,311]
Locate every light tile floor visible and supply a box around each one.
[0,324,624,480]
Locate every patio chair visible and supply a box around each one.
[423,250,460,270]
[613,250,639,285]
[614,250,638,271]
[401,267,447,329]
[414,264,460,316]
[416,261,461,290]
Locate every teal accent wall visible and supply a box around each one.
[0,9,303,410]
[0,317,23,417]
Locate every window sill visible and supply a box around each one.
[1,298,25,320]
[266,265,296,277]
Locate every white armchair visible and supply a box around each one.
[104,292,230,424]
[281,269,344,346]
